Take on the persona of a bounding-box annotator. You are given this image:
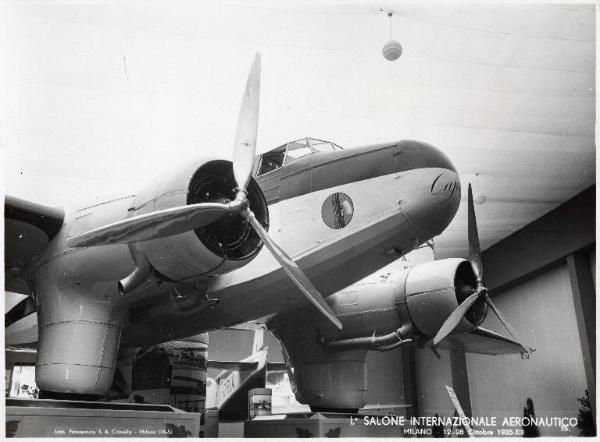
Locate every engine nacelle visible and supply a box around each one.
[265,259,487,412]
[133,159,268,281]
[404,258,486,338]
[35,158,268,398]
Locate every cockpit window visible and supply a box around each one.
[285,141,313,161]
[256,138,343,176]
[308,139,343,154]
[257,146,286,175]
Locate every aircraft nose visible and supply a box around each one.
[398,141,461,238]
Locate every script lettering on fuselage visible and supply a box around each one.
[430,172,461,200]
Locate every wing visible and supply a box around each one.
[5,196,62,346]
[206,360,259,371]
[436,326,527,355]
[218,365,267,420]
[5,196,64,293]
[6,292,38,348]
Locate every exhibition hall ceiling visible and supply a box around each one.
[5,1,595,258]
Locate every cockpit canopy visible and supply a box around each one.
[256,138,343,176]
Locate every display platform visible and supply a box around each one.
[244,412,408,437]
[5,398,201,438]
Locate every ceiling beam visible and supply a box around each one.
[482,185,595,294]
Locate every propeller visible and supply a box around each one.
[232,52,261,191]
[66,54,343,330]
[432,184,531,354]
[66,203,230,247]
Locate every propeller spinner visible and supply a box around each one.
[432,184,532,355]
[67,53,343,331]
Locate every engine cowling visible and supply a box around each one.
[133,159,268,281]
[404,258,487,338]
[35,158,269,398]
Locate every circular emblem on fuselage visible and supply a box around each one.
[322,192,354,229]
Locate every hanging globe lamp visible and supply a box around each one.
[382,12,402,61]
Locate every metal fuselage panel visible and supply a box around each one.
[121,140,461,346]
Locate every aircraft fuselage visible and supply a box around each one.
[29,139,460,395]
[120,140,461,345]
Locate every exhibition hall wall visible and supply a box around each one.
[411,186,595,437]
[467,265,588,437]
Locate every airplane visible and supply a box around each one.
[5,53,532,413]
[204,326,293,419]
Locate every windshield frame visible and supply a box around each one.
[256,138,343,176]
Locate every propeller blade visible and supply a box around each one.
[483,293,532,354]
[67,203,229,247]
[467,183,483,282]
[232,53,261,191]
[244,209,343,330]
[433,291,481,345]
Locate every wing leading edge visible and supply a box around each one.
[5,196,64,293]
